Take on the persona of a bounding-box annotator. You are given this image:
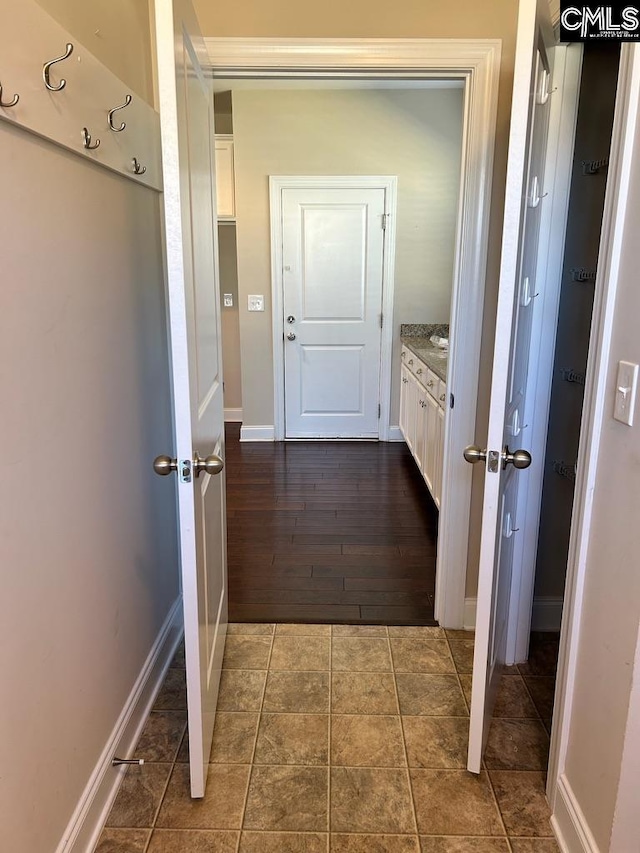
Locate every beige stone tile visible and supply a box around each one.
[134,711,187,763]
[263,671,330,713]
[331,715,406,767]
[484,719,550,770]
[493,675,537,718]
[276,624,331,636]
[147,829,239,852]
[389,626,445,639]
[459,675,473,708]
[410,769,503,836]
[223,636,272,670]
[522,677,556,728]
[254,714,329,765]
[419,839,509,852]
[489,771,553,837]
[444,630,475,640]
[244,765,328,831]
[509,840,560,853]
[95,828,151,853]
[210,712,259,763]
[333,625,388,637]
[516,638,559,678]
[403,717,468,768]
[105,763,172,828]
[228,623,275,635]
[447,640,475,674]
[240,831,328,852]
[217,669,267,712]
[154,668,187,711]
[395,673,467,716]
[390,639,455,673]
[332,672,398,715]
[171,641,185,668]
[156,764,249,829]
[332,638,392,672]
[332,834,420,852]
[270,637,330,671]
[331,767,415,834]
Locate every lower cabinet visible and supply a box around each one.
[399,354,446,508]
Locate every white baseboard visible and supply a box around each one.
[224,408,243,422]
[463,595,563,632]
[552,773,601,853]
[240,425,275,442]
[56,597,184,853]
[387,426,404,442]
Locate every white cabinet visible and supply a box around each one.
[215,134,235,219]
[399,347,447,508]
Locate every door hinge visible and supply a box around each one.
[381,213,388,231]
[378,404,381,419]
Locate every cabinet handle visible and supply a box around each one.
[408,359,414,365]
[427,380,434,388]
[439,394,446,402]
[401,351,406,359]
[402,377,408,384]
[416,368,422,375]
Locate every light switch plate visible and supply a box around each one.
[614,360,638,426]
[223,293,233,308]
[248,294,265,312]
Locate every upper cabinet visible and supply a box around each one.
[215,134,235,220]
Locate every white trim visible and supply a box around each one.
[224,407,243,422]
[464,595,563,633]
[240,425,275,442]
[464,597,477,631]
[269,175,397,442]
[506,43,583,664]
[56,598,183,853]
[205,37,501,629]
[548,44,640,810]
[388,426,404,442]
[552,774,601,853]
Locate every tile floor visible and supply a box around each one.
[96,625,560,853]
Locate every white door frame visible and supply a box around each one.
[204,37,501,629]
[269,175,398,441]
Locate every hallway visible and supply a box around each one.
[97,624,558,852]
[225,425,438,625]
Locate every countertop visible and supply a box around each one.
[401,336,448,383]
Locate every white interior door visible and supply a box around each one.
[466,0,555,773]
[280,183,387,438]
[155,0,227,797]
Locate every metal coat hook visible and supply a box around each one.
[108,94,132,132]
[131,157,146,175]
[82,127,100,150]
[43,43,74,91]
[0,82,19,108]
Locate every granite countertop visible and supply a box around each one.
[400,323,449,383]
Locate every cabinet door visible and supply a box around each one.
[424,393,439,495]
[215,136,235,218]
[415,391,427,474]
[406,372,419,454]
[434,403,445,508]
[400,365,411,441]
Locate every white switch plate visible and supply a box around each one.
[223,293,233,308]
[614,360,638,426]
[248,294,265,312]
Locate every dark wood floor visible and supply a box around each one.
[225,424,438,625]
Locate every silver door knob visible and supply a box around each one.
[287,315,296,324]
[193,452,224,478]
[463,445,487,465]
[153,455,178,476]
[287,331,296,341]
[503,446,532,469]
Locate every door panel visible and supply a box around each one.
[467,0,554,773]
[281,185,386,438]
[155,0,227,797]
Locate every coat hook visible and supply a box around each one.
[43,43,74,91]
[131,157,146,175]
[82,127,100,150]
[108,94,132,132]
[0,82,19,108]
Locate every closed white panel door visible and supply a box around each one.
[155,0,227,797]
[281,186,386,438]
[467,0,554,773]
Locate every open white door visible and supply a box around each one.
[154,0,227,797]
[466,0,555,773]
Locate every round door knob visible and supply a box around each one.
[153,455,177,476]
[503,446,532,469]
[193,452,224,478]
[287,315,296,324]
[287,331,296,341]
[463,445,487,465]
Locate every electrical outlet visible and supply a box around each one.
[223,293,233,308]
[248,294,265,312]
